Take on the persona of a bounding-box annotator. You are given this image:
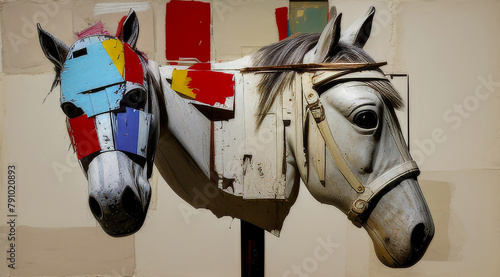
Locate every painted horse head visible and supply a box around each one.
[253,7,434,267]
[37,11,161,237]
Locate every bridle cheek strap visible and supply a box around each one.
[303,74,365,193]
[302,71,420,228]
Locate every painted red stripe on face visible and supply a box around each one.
[124,43,143,84]
[115,15,127,39]
[68,115,100,160]
[165,0,211,63]
[186,69,235,106]
[275,7,289,41]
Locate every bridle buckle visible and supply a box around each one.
[347,198,369,228]
[305,95,326,123]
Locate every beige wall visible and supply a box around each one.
[1,0,499,276]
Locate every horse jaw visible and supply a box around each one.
[363,178,435,267]
[306,168,434,267]
[87,151,151,237]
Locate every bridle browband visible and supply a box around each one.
[240,62,387,73]
[242,62,420,227]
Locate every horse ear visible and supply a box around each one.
[313,8,342,63]
[340,6,375,48]
[37,24,69,70]
[329,6,337,20]
[118,10,139,48]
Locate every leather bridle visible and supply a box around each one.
[302,63,420,227]
[243,62,420,227]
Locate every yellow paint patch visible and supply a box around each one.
[171,69,196,99]
[102,39,124,77]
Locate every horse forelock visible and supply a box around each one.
[252,36,404,128]
[325,42,404,112]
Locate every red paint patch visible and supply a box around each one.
[189,62,211,70]
[165,0,211,63]
[115,15,127,39]
[187,69,234,106]
[124,43,144,84]
[68,115,100,160]
[275,7,289,41]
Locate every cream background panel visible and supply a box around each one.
[396,1,500,171]
[1,0,73,74]
[12,226,135,276]
[212,0,288,61]
[3,74,94,228]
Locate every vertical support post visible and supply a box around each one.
[241,220,265,277]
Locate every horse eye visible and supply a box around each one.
[353,110,378,129]
[122,89,146,109]
[61,102,84,118]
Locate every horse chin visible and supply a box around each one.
[363,178,434,268]
[87,151,152,237]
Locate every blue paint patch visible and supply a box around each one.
[89,88,111,116]
[61,37,124,98]
[62,83,125,117]
[115,107,140,155]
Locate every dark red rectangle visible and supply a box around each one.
[275,7,289,41]
[124,43,144,85]
[166,0,211,63]
[67,115,100,160]
[186,69,234,106]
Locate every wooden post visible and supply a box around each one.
[241,220,265,277]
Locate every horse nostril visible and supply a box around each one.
[89,196,103,219]
[411,223,427,248]
[122,186,142,218]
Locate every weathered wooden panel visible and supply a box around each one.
[95,113,115,152]
[161,66,212,177]
[213,72,245,196]
[241,73,285,199]
[161,66,289,200]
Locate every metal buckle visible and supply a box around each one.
[306,99,325,123]
[347,199,369,228]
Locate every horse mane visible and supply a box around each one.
[143,60,166,127]
[252,34,403,128]
[252,33,320,127]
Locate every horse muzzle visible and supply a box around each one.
[87,151,151,237]
[364,177,435,267]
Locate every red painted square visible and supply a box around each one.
[124,43,144,85]
[166,0,211,63]
[187,69,234,106]
[68,115,100,160]
[275,7,289,41]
